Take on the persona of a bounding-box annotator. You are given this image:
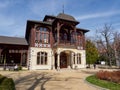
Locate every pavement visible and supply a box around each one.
[0,68,109,90]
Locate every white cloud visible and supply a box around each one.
[29,0,64,17]
[76,10,120,20]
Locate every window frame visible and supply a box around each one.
[37,52,48,65]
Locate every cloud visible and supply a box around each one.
[76,10,120,20]
[29,0,65,17]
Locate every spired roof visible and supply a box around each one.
[57,13,78,22]
[0,36,28,45]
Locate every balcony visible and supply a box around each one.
[53,40,84,50]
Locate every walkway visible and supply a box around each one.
[0,69,105,90]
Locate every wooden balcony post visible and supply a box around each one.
[74,27,77,46]
[57,22,60,44]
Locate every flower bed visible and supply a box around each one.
[96,70,120,84]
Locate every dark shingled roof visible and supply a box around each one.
[57,13,78,22]
[76,28,90,33]
[27,20,52,25]
[0,36,28,45]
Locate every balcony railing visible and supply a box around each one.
[59,40,75,45]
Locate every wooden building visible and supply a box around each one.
[0,13,89,70]
[0,36,28,67]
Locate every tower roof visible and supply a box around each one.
[57,13,77,22]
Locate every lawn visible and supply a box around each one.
[86,75,120,90]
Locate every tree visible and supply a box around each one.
[86,39,99,67]
[113,32,120,68]
[97,24,115,66]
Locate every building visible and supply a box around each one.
[0,13,89,70]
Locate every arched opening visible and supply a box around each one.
[55,50,76,69]
[60,52,67,68]
[59,25,74,44]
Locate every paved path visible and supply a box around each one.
[0,69,105,90]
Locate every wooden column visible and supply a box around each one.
[20,50,23,66]
[50,31,52,47]
[57,22,60,44]
[0,48,2,57]
[74,27,77,46]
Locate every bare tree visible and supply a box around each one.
[113,32,120,68]
[96,24,115,66]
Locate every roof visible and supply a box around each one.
[56,13,78,22]
[43,13,79,24]
[76,28,90,33]
[0,36,28,45]
[57,13,76,21]
[27,20,52,25]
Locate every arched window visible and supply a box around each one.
[77,53,81,64]
[37,52,47,65]
[35,27,50,44]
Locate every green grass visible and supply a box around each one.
[86,75,120,90]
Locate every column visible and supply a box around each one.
[0,48,1,56]
[57,53,60,70]
[20,50,23,66]
[71,53,74,69]
[52,52,55,70]
[75,53,77,69]
[67,54,71,69]
[74,27,77,46]
[57,22,60,44]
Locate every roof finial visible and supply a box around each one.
[62,4,64,14]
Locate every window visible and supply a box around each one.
[37,52,47,65]
[71,32,76,43]
[77,32,83,46]
[77,53,81,64]
[35,27,49,44]
[36,32,39,41]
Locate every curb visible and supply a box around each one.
[84,79,109,90]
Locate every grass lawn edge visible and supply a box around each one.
[85,75,120,90]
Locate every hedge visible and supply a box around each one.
[0,75,15,90]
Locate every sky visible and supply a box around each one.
[0,0,120,37]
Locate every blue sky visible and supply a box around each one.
[0,0,120,37]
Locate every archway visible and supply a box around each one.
[55,50,76,69]
[60,52,67,68]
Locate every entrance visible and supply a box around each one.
[60,52,67,68]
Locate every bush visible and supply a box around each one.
[86,75,120,90]
[18,65,22,70]
[0,75,15,90]
[96,70,120,84]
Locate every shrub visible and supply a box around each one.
[18,65,22,70]
[96,70,120,84]
[0,75,15,90]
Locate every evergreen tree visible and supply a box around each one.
[86,39,99,67]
